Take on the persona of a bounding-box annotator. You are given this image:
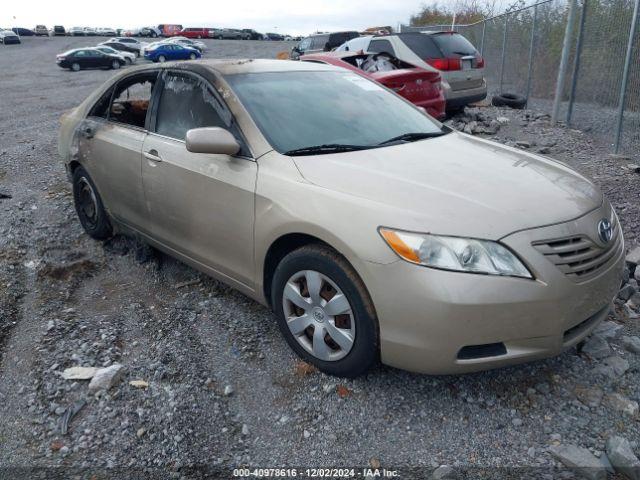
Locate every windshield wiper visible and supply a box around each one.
[377,131,448,146]
[283,144,372,156]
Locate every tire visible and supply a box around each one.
[125,57,132,64]
[134,51,140,58]
[189,53,196,60]
[72,166,112,240]
[111,60,120,69]
[271,244,378,378]
[158,55,166,63]
[492,92,527,109]
[197,35,202,39]
[71,63,80,72]
[151,32,157,38]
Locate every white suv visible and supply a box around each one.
[338,32,487,111]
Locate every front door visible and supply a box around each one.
[141,70,257,287]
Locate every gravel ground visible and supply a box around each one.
[1,37,639,479]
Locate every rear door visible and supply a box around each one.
[78,71,159,232]
[141,70,257,286]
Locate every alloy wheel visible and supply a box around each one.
[282,270,355,361]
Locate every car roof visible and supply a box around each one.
[113,59,341,76]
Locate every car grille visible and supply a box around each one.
[532,216,622,281]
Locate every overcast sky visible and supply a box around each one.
[4,0,515,36]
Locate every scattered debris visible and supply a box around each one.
[294,361,317,377]
[61,366,98,380]
[59,399,86,435]
[174,278,201,289]
[129,380,149,389]
[88,364,125,393]
[336,385,352,398]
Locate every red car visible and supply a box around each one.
[180,27,212,39]
[301,51,446,120]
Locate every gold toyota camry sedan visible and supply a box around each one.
[59,59,624,377]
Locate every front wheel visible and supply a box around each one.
[111,60,120,69]
[189,53,197,60]
[71,62,80,72]
[158,55,166,62]
[272,244,378,378]
[72,166,112,240]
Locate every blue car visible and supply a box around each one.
[144,43,201,63]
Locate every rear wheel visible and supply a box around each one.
[71,62,80,72]
[272,244,378,378]
[72,166,112,240]
[189,53,197,60]
[111,60,120,69]
[125,57,132,64]
[158,55,166,63]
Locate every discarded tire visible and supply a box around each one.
[492,93,527,109]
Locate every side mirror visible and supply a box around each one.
[185,127,240,156]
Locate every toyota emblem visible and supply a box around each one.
[597,219,613,244]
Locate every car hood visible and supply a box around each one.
[291,132,602,240]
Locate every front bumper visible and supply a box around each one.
[363,205,625,374]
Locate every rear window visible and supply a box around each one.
[399,34,442,59]
[431,33,478,57]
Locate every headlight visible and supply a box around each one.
[379,228,532,278]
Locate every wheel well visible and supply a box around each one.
[263,233,331,309]
[68,160,81,174]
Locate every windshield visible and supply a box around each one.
[226,71,443,154]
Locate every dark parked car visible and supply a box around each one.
[265,32,284,41]
[290,31,359,59]
[12,27,35,36]
[0,30,21,44]
[56,48,125,71]
[101,40,141,57]
[53,26,66,36]
[140,27,161,38]
[241,29,262,40]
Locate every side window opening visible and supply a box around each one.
[89,87,115,119]
[154,71,248,156]
[109,72,158,128]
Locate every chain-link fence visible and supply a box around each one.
[401,0,640,157]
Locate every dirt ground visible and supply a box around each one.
[0,36,639,479]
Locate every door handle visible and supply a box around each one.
[144,149,162,162]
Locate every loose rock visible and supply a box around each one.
[549,444,607,480]
[606,436,640,480]
[88,364,125,393]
